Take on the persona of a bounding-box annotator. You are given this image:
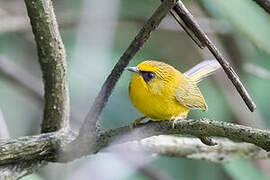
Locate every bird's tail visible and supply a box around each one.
[184,60,221,83]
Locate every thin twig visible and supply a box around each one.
[169,5,205,48]
[25,0,70,132]
[170,1,256,112]
[252,0,270,14]
[244,63,270,80]
[0,108,9,139]
[74,0,177,146]
[0,55,43,102]
[0,56,84,123]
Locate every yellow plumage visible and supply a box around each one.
[126,60,221,127]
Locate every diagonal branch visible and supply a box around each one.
[1,119,270,165]
[169,0,256,112]
[0,55,84,123]
[0,55,43,102]
[24,0,70,133]
[252,0,270,14]
[70,0,178,157]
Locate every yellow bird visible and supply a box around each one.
[125,60,221,128]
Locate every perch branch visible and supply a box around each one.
[0,160,47,179]
[25,0,70,132]
[252,0,270,14]
[1,119,270,165]
[169,0,256,112]
[69,0,178,157]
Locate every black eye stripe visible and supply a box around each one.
[140,71,155,82]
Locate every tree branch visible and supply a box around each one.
[0,160,47,179]
[1,119,270,165]
[24,0,70,133]
[169,0,256,112]
[252,0,270,14]
[110,136,270,162]
[0,129,75,165]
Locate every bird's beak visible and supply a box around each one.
[125,66,139,73]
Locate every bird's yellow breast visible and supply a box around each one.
[129,64,190,120]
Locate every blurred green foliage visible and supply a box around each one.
[223,158,266,180]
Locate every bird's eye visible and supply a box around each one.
[141,71,155,82]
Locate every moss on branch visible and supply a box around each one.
[0,130,75,165]
[1,119,270,165]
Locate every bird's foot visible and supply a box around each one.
[130,116,147,129]
[170,115,185,128]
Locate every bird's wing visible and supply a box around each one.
[175,79,208,111]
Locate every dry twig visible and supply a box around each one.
[169,1,256,112]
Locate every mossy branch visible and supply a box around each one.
[0,160,47,179]
[25,0,70,133]
[1,119,270,165]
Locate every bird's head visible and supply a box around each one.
[125,61,177,94]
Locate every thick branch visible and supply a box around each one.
[74,0,177,151]
[1,119,270,165]
[0,161,47,179]
[252,0,270,14]
[170,1,256,112]
[24,0,70,132]
[100,119,270,152]
[110,136,270,162]
[0,130,75,165]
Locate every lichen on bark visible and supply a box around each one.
[24,0,70,133]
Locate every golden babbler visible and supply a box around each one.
[125,60,221,128]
